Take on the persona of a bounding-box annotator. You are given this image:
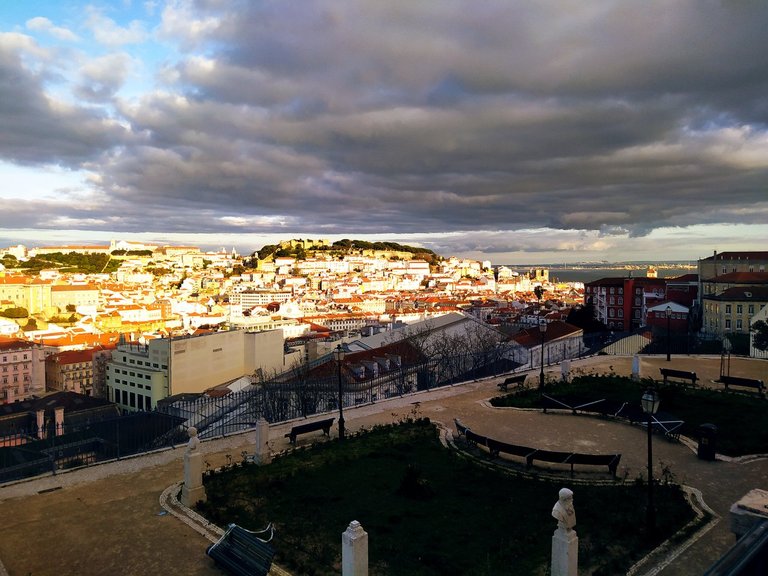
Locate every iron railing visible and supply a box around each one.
[0,328,737,483]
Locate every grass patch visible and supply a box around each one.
[490,375,768,456]
[197,420,695,575]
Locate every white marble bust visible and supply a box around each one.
[552,488,576,531]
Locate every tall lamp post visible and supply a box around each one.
[666,305,672,362]
[334,344,346,442]
[641,387,660,534]
[539,319,547,393]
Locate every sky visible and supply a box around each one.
[1,1,767,265]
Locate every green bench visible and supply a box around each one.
[206,523,275,576]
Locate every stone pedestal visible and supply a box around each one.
[181,450,206,507]
[560,360,571,383]
[730,488,768,538]
[632,355,641,381]
[551,527,578,576]
[253,418,271,464]
[342,520,368,576]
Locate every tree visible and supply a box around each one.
[752,320,768,352]
[534,285,545,302]
[0,307,29,319]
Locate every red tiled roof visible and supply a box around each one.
[705,272,768,284]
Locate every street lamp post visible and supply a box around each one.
[641,387,660,534]
[334,344,346,441]
[666,305,672,362]
[539,320,547,394]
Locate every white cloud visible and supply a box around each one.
[26,17,80,42]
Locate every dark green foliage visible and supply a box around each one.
[491,374,768,456]
[197,420,695,575]
[255,240,440,264]
[0,307,28,318]
[10,252,120,274]
[752,320,768,352]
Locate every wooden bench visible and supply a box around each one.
[284,417,335,444]
[206,523,275,576]
[660,367,698,387]
[718,375,765,397]
[497,373,527,392]
[455,419,620,477]
[567,453,622,478]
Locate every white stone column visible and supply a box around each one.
[36,409,45,439]
[632,355,641,381]
[342,520,368,576]
[180,427,206,507]
[560,359,571,383]
[54,406,65,436]
[253,418,271,464]
[551,527,578,576]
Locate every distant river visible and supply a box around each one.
[504,266,696,284]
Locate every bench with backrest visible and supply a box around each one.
[497,373,527,392]
[284,417,335,444]
[206,523,275,576]
[454,419,620,477]
[718,375,765,397]
[660,367,698,387]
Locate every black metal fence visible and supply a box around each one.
[0,411,186,484]
[0,327,737,483]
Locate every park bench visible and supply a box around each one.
[497,373,527,392]
[284,417,335,444]
[455,419,621,477]
[526,449,621,478]
[566,453,622,478]
[206,523,275,576]
[718,375,765,397]
[660,367,698,387]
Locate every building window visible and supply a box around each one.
[737,319,743,330]
[609,308,615,317]
[610,287,615,294]
[618,309,624,318]
[618,296,623,305]
[737,305,743,314]
[725,304,731,314]
[609,296,615,305]
[725,319,731,329]
[749,305,755,314]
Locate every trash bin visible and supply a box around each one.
[697,423,717,460]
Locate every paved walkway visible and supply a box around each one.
[0,355,765,575]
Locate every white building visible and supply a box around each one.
[106,329,284,411]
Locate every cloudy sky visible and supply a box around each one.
[1,1,766,264]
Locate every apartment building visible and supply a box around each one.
[106,329,284,412]
[0,338,46,402]
[701,286,768,337]
[584,276,667,331]
[50,284,100,312]
[45,348,96,395]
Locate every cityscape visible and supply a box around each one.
[2,1,768,575]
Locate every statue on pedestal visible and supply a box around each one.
[552,488,576,531]
[186,426,200,454]
[550,488,578,576]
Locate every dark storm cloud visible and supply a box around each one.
[3,1,768,243]
[0,34,127,166]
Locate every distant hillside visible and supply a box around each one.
[254,239,440,264]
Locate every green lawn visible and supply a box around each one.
[490,375,768,456]
[197,420,697,576]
